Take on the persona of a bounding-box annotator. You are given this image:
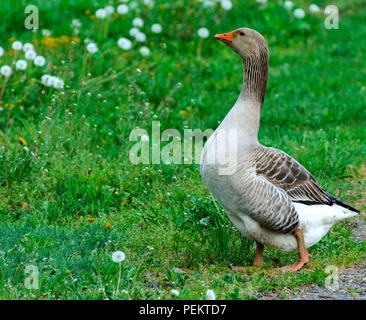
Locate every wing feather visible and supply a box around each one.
[254,146,359,213]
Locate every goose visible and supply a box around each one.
[200,28,360,272]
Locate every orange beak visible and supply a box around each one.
[214,31,234,45]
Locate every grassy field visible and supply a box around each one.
[0,0,365,299]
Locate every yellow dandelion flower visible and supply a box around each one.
[179,110,188,116]
[18,137,27,146]
[17,99,22,103]
[90,14,96,20]
[10,104,15,108]
[84,9,91,15]
[168,72,173,78]
[86,217,96,222]
[58,35,70,44]
[65,269,71,275]
[95,186,99,191]
[149,71,155,77]
[106,222,112,228]
[72,37,81,44]
[9,37,15,43]
[41,37,58,48]
[120,200,128,206]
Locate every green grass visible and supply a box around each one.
[0,0,365,299]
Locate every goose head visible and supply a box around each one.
[214,28,268,60]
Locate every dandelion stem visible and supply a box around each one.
[116,262,121,297]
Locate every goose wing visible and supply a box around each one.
[254,146,359,212]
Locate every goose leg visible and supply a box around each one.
[253,242,264,268]
[280,229,312,272]
[231,241,264,272]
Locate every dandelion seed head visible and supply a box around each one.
[34,56,46,67]
[0,65,12,77]
[151,23,162,34]
[117,4,129,14]
[23,43,34,52]
[133,17,144,28]
[112,250,126,263]
[105,6,115,15]
[283,1,293,10]
[170,289,179,296]
[221,0,233,10]
[12,41,22,51]
[42,29,51,36]
[309,4,320,13]
[197,27,210,39]
[25,50,37,60]
[16,59,27,70]
[143,0,154,7]
[96,8,107,19]
[86,42,98,54]
[129,27,140,37]
[72,19,82,28]
[135,32,146,42]
[139,46,150,56]
[206,289,216,300]
[294,8,305,19]
[0,47,4,57]
[118,37,132,50]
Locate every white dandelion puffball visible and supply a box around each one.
[135,32,146,43]
[283,1,293,10]
[309,4,321,13]
[129,27,140,37]
[12,41,23,51]
[23,42,34,52]
[206,289,216,300]
[72,19,82,28]
[203,0,215,8]
[112,251,126,263]
[0,47,4,57]
[1,65,12,77]
[118,37,132,50]
[197,27,210,39]
[141,134,149,142]
[41,74,52,86]
[151,23,162,34]
[294,8,306,19]
[25,49,37,60]
[129,1,138,9]
[170,289,179,296]
[96,8,107,19]
[16,59,28,70]
[139,46,150,56]
[52,77,64,89]
[133,17,144,28]
[105,6,115,15]
[87,42,98,54]
[221,0,233,10]
[42,29,51,36]
[117,4,129,14]
[34,56,46,67]
[144,0,154,7]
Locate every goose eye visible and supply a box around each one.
[239,31,245,36]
